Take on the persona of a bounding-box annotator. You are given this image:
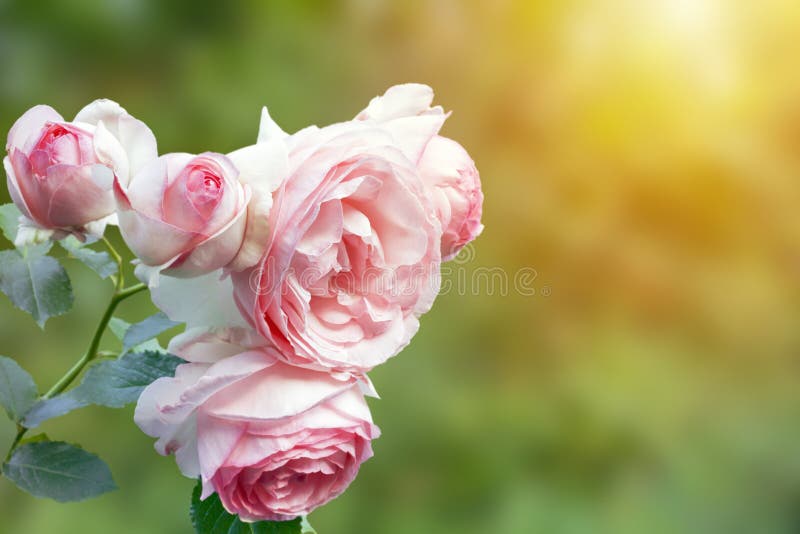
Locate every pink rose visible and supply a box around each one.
[231,98,445,374]
[135,329,379,521]
[115,141,285,283]
[418,136,483,260]
[357,84,483,260]
[4,99,157,243]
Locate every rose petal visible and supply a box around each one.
[168,326,268,363]
[150,269,248,328]
[46,164,116,227]
[116,203,195,265]
[256,106,288,143]
[7,105,63,153]
[166,203,248,277]
[204,361,358,422]
[197,413,247,489]
[74,98,157,180]
[4,155,33,220]
[92,120,129,183]
[355,83,437,121]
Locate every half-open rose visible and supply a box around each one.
[4,99,157,244]
[115,141,286,284]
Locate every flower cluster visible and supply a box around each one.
[3,84,483,521]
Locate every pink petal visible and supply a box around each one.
[197,412,247,487]
[204,361,358,422]
[7,105,63,153]
[4,155,33,220]
[168,326,268,363]
[45,164,115,227]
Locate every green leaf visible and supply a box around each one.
[108,317,131,341]
[0,248,73,327]
[23,350,183,427]
[0,203,22,244]
[22,392,86,429]
[2,440,117,502]
[190,480,305,534]
[109,317,165,354]
[0,356,38,421]
[59,236,117,279]
[70,350,184,408]
[123,312,180,351]
[18,433,50,446]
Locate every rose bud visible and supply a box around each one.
[135,330,379,522]
[4,99,157,245]
[115,141,285,284]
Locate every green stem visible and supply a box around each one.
[4,237,146,462]
[4,426,25,463]
[43,283,145,400]
[102,235,124,291]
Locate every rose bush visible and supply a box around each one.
[135,328,379,521]
[0,84,483,531]
[4,99,157,244]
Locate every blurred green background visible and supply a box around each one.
[3,0,800,532]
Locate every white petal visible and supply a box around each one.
[73,99,127,125]
[75,99,158,181]
[92,120,129,183]
[356,83,435,121]
[82,212,117,238]
[149,269,248,328]
[256,106,288,143]
[90,162,114,190]
[227,139,288,195]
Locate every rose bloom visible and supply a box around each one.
[357,84,483,260]
[115,141,285,283]
[135,328,379,522]
[4,99,156,244]
[232,94,446,374]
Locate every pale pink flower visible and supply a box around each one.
[231,96,445,374]
[135,329,379,522]
[4,99,156,244]
[115,140,286,283]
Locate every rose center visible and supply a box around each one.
[30,124,82,175]
[184,166,224,219]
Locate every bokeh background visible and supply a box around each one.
[2,0,800,532]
